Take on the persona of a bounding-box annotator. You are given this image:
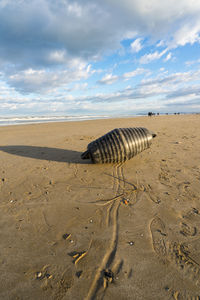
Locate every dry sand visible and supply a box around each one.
[0,114,200,300]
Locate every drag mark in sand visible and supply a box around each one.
[85,200,120,300]
[106,163,124,227]
[150,217,200,287]
[103,164,145,208]
[85,163,124,300]
[114,163,125,192]
[68,162,141,299]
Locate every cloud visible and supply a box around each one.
[185,58,200,66]
[140,49,167,64]
[68,83,88,91]
[156,40,165,47]
[167,85,200,99]
[1,0,200,103]
[97,73,119,85]
[79,73,200,113]
[2,69,200,115]
[164,52,172,62]
[130,38,143,53]
[0,0,123,70]
[97,68,147,85]
[1,0,200,71]
[166,97,200,108]
[170,23,200,48]
[140,70,200,87]
[5,62,91,93]
[123,68,146,79]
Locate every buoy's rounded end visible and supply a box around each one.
[148,130,157,138]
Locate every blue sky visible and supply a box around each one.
[0,0,200,116]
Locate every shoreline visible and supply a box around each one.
[0,112,199,127]
[0,114,138,127]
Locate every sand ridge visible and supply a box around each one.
[0,114,200,299]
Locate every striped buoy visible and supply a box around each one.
[81,127,156,163]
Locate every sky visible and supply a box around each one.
[0,0,200,117]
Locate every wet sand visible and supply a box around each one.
[0,114,200,299]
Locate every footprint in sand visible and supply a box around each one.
[165,286,200,300]
[158,161,171,186]
[150,217,200,287]
[180,222,197,237]
[150,217,168,257]
[180,208,200,238]
[145,184,161,204]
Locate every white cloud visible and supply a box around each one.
[140,70,200,87]
[140,49,168,64]
[1,68,200,115]
[166,84,200,99]
[164,52,172,62]
[97,73,119,85]
[105,0,200,49]
[1,0,200,114]
[6,63,92,93]
[97,68,147,84]
[156,40,165,47]
[67,3,83,17]
[123,68,146,79]
[1,0,200,71]
[185,58,200,66]
[67,83,88,92]
[48,50,68,64]
[130,38,143,53]
[171,23,200,48]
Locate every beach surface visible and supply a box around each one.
[0,114,200,300]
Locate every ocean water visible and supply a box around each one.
[0,115,138,126]
[0,113,194,126]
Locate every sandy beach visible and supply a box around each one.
[0,114,200,300]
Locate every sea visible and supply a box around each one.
[0,114,144,126]
[0,113,194,126]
